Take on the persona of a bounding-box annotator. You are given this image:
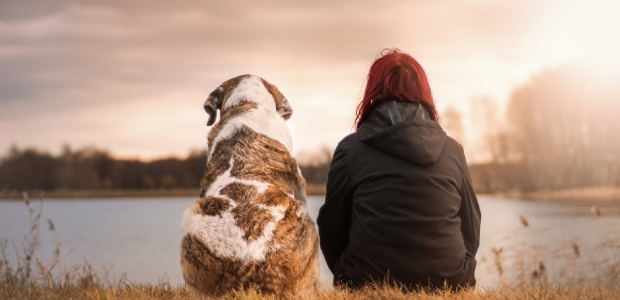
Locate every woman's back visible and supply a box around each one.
[317,48,480,290]
[318,100,479,289]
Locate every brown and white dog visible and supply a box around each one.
[180,75,319,297]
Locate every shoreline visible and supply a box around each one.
[2,185,619,204]
[0,184,327,200]
[481,185,620,205]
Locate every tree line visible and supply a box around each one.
[467,63,620,192]
[0,145,332,192]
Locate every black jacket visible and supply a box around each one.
[317,100,481,290]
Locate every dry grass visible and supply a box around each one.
[2,283,620,300]
[0,192,125,289]
[474,207,620,287]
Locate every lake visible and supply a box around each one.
[1,195,619,288]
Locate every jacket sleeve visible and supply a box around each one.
[458,166,481,256]
[317,143,353,273]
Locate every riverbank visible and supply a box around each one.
[0,184,327,200]
[486,186,620,204]
[3,185,619,203]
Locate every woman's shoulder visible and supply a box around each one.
[340,133,358,144]
[336,132,359,151]
[326,134,361,164]
[442,136,470,174]
[335,132,365,152]
[444,136,465,154]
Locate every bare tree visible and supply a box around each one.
[442,106,465,145]
[504,64,620,190]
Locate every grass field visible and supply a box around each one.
[3,282,620,300]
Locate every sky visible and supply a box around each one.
[1,0,619,162]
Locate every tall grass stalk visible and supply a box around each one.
[476,210,620,287]
[2,283,620,300]
[0,192,123,288]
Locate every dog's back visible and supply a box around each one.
[181,75,318,296]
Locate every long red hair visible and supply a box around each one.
[355,48,438,129]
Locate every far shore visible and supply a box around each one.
[2,185,620,204]
[484,185,620,205]
[0,184,327,200]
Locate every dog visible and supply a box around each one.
[180,75,319,297]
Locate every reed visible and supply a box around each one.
[2,282,620,300]
[476,208,620,287]
[0,192,125,289]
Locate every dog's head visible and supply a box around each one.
[204,75,292,126]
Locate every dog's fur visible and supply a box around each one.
[180,75,319,297]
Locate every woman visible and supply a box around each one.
[317,49,481,290]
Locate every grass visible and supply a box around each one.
[2,192,620,299]
[474,206,620,288]
[0,192,127,289]
[2,282,620,300]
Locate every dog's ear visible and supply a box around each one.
[276,97,293,121]
[261,78,292,120]
[204,86,224,126]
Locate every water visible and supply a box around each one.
[1,195,619,287]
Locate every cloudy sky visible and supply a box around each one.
[1,0,619,161]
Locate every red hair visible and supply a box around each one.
[355,48,438,129]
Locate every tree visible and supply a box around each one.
[441,106,465,145]
[504,64,620,190]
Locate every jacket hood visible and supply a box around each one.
[357,100,447,164]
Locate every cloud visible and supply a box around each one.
[1,0,614,159]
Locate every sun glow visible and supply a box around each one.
[532,1,620,64]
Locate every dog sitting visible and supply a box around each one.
[180,75,319,297]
